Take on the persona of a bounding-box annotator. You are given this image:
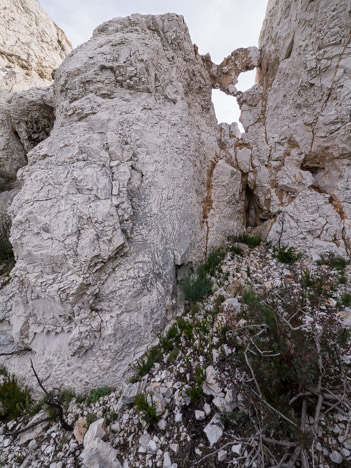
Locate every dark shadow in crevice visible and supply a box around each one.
[244,186,262,228]
[300,152,324,175]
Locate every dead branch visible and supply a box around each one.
[30,360,73,431]
[6,415,55,437]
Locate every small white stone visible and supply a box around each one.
[341,448,351,457]
[195,410,205,421]
[146,439,158,454]
[157,419,167,431]
[163,452,172,467]
[204,403,211,416]
[232,443,242,455]
[204,422,223,447]
[218,450,227,462]
[330,451,343,464]
[170,444,179,454]
[175,412,182,423]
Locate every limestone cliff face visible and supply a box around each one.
[0,0,71,196]
[204,0,351,259]
[240,0,351,258]
[0,0,71,92]
[1,0,350,390]
[2,14,243,390]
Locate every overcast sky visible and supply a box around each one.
[39,0,268,127]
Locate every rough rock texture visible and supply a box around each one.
[0,0,71,92]
[2,0,351,391]
[203,0,351,259]
[238,0,351,258]
[3,14,243,390]
[0,0,71,195]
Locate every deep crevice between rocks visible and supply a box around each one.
[244,185,262,228]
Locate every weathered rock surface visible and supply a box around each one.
[3,14,243,390]
[234,0,351,257]
[0,0,71,196]
[0,0,71,92]
[1,0,351,393]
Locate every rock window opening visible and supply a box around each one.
[236,68,256,93]
[212,89,243,131]
[211,68,256,133]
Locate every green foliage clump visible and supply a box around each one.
[87,386,112,405]
[85,413,99,427]
[181,247,227,304]
[273,246,300,264]
[229,244,243,256]
[129,346,163,383]
[233,268,351,448]
[203,248,226,276]
[235,234,261,248]
[177,317,194,340]
[0,215,15,266]
[341,292,351,307]
[134,393,160,425]
[181,267,212,303]
[219,408,250,430]
[0,369,31,422]
[317,255,349,272]
[186,367,205,403]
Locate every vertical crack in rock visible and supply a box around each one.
[310,30,351,153]
[241,0,351,258]
[202,155,220,257]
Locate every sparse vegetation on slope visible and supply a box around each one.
[1,241,351,467]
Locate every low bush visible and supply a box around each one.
[129,346,163,382]
[317,254,349,272]
[0,214,14,265]
[235,234,261,248]
[134,393,160,425]
[341,292,351,307]
[186,367,205,403]
[273,246,300,264]
[230,267,351,450]
[181,267,212,303]
[203,248,226,276]
[0,368,31,422]
[87,386,112,405]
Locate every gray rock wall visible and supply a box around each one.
[1,0,350,390]
[240,0,351,258]
[3,14,243,390]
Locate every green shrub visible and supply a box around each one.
[233,269,351,449]
[0,371,31,422]
[229,245,243,256]
[181,267,212,303]
[273,246,300,264]
[87,386,112,405]
[167,346,179,363]
[186,367,205,403]
[235,234,261,248]
[0,215,14,265]
[129,346,163,382]
[317,255,349,272]
[177,317,194,339]
[341,292,351,307]
[203,248,226,276]
[134,393,160,425]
